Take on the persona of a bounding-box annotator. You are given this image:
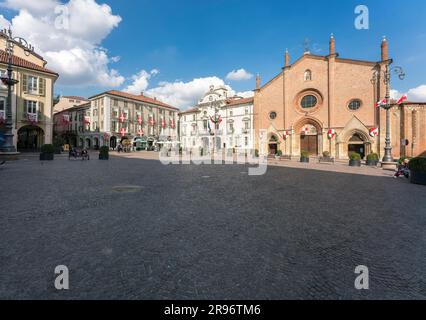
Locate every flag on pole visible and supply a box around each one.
[397,94,408,105]
[374,98,387,108]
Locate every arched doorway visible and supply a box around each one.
[17,125,45,152]
[85,138,91,149]
[348,133,368,159]
[110,136,117,149]
[300,124,318,155]
[94,137,99,150]
[268,135,279,155]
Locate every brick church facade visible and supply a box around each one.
[253,35,426,160]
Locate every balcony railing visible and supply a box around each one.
[21,112,44,123]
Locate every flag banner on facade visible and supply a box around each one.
[374,98,387,108]
[120,127,126,137]
[84,116,91,124]
[149,115,155,126]
[369,127,379,137]
[170,118,175,129]
[62,114,70,124]
[27,113,37,124]
[327,129,336,139]
[210,115,223,129]
[161,117,166,129]
[397,94,408,105]
[283,131,289,139]
[137,115,142,125]
[119,113,125,123]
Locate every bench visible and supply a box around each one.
[318,156,335,164]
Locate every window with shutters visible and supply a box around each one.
[0,69,6,89]
[27,76,38,94]
[25,100,38,114]
[0,97,5,119]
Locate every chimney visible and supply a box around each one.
[256,74,260,90]
[285,49,290,67]
[140,91,144,96]
[381,36,389,61]
[329,33,335,55]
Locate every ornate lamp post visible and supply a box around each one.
[0,28,34,153]
[371,59,405,164]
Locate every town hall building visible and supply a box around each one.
[254,35,426,160]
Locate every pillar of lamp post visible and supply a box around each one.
[0,29,20,155]
[371,59,405,169]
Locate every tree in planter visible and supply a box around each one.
[300,151,310,163]
[276,150,283,157]
[366,153,379,166]
[408,157,426,185]
[349,152,362,167]
[40,144,55,161]
[99,146,109,160]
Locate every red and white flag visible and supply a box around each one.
[397,94,408,105]
[369,128,379,137]
[120,127,126,137]
[170,118,175,129]
[374,98,387,108]
[161,117,166,129]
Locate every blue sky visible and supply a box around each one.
[1,0,425,108]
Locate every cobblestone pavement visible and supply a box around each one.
[0,154,425,299]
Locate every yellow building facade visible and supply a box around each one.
[0,31,58,152]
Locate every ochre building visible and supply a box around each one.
[253,35,426,160]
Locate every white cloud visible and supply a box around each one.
[3,0,123,87]
[123,69,159,95]
[407,85,426,102]
[0,14,11,28]
[137,76,253,110]
[226,68,253,81]
[391,85,426,102]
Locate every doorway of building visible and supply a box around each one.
[17,125,45,152]
[348,133,366,159]
[268,135,279,155]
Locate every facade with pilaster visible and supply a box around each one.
[253,35,426,160]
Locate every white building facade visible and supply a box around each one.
[179,85,254,153]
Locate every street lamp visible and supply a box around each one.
[0,27,34,153]
[371,59,405,163]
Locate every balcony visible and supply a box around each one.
[21,112,44,123]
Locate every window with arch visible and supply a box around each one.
[348,99,362,111]
[304,70,312,81]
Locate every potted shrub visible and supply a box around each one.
[40,144,54,161]
[99,146,109,160]
[349,152,362,167]
[276,150,283,159]
[300,151,310,163]
[322,151,331,159]
[409,157,426,185]
[366,153,379,167]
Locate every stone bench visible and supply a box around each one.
[318,156,335,164]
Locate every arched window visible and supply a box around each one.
[304,70,312,81]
